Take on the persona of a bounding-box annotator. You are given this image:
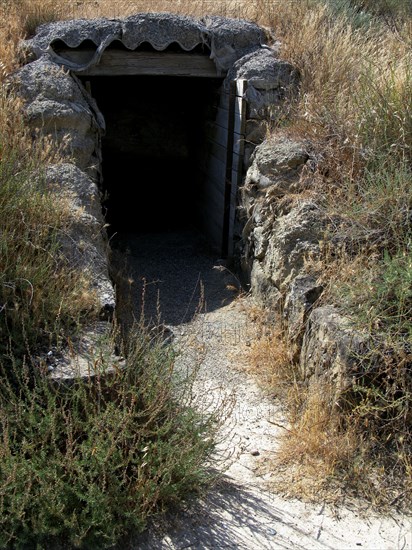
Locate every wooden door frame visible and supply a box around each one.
[222,79,247,258]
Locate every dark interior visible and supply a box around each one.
[84,75,223,236]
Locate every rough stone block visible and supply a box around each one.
[245,137,309,195]
[300,306,369,397]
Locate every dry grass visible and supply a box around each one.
[247,310,411,508]
[254,1,412,184]
[3,0,263,34]
[246,309,352,502]
[246,313,293,398]
[272,383,359,503]
[272,387,409,510]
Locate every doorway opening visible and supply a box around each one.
[83,70,244,326]
[76,45,246,325]
[85,74,224,245]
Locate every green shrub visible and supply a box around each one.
[340,245,412,342]
[354,0,412,18]
[0,328,218,549]
[320,0,374,27]
[333,243,412,497]
[337,160,412,252]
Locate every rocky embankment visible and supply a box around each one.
[239,134,368,400]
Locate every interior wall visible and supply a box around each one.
[84,75,224,245]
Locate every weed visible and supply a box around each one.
[0,325,218,548]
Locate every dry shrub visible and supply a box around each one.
[245,311,356,502]
[247,322,294,399]
[273,383,359,503]
[259,7,412,508]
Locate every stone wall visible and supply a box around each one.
[239,135,368,399]
[14,57,115,316]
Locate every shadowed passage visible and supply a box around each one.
[86,74,224,237]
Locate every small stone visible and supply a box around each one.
[250,449,260,456]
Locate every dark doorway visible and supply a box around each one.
[85,75,224,238]
[82,72,243,328]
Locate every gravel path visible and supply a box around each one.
[112,230,411,550]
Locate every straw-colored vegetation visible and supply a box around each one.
[247,0,412,508]
[0,0,411,545]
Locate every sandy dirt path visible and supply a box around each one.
[113,231,411,550]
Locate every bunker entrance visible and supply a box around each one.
[23,13,280,324]
[85,67,246,255]
[69,36,247,256]
[84,71,243,324]
[85,74,230,250]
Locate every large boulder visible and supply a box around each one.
[254,200,325,292]
[45,163,102,218]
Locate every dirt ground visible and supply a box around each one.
[112,230,411,550]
